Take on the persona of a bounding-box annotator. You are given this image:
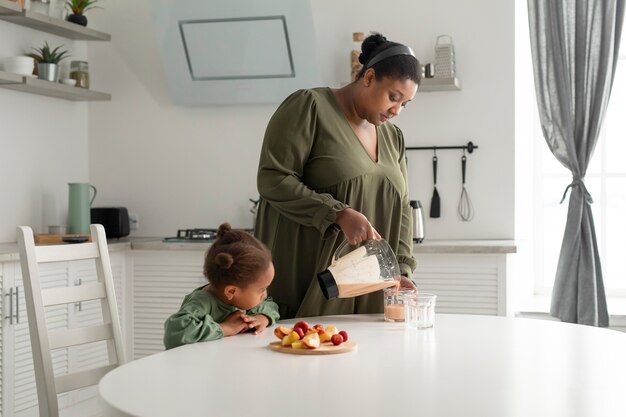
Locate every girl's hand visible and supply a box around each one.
[220,311,251,337]
[245,314,270,335]
[335,208,382,245]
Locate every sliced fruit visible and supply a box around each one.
[302,332,321,349]
[325,325,339,336]
[338,330,349,342]
[319,331,331,343]
[291,341,305,349]
[331,334,343,346]
[293,327,305,339]
[313,324,324,331]
[274,326,292,340]
[293,320,310,333]
[281,331,300,347]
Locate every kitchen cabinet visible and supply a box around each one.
[130,250,206,359]
[0,0,111,101]
[412,239,516,316]
[0,252,127,417]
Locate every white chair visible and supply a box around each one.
[17,224,125,417]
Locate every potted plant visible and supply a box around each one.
[27,42,70,82]
[65,0,101,27]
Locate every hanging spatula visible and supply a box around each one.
[429,153,441,218]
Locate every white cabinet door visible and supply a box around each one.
[1,252,127,417]
[412,253,509,316]
[132,251,205,359]
[2,261,72,417]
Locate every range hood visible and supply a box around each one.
[148,0,321,105]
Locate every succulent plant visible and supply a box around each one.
[27,42,70,64]
[65,0,101,15]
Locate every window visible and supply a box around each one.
[515,4,626,308]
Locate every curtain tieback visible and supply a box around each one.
[560,176,593,204]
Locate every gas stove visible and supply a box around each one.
[163,228,254,242]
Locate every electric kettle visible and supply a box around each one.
[317,239,401,300]
[411,200,425,243]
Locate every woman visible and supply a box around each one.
[255,33,420,319]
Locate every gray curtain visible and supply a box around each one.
[528,0,624,327]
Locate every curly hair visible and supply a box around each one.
[356,32,421,84]
[203,223,272,289]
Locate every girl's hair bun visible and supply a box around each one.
[217,223,232,239]
[214,252,234,270]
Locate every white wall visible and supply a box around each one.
[0,22,89,242]
[1,0,514,242]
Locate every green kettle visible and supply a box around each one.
[67,183,97,234]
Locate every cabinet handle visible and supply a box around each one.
[14,286,19,324]
[74,278,82,312]
[4,287,19,324]
[5,287,14,324]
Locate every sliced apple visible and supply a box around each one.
[319,331,331,343]
[274,326,292,340]
[325,325,339,337]
[281,331,300,347]
[293,327,305,339]
[302,332,320,349]
[291,341,305,349]
[293,320,310,333]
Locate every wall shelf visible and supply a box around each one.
[419,77,461,92]
[0,70,111,101]
[0,0,111,41]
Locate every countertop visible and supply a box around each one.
[0,238,515,262]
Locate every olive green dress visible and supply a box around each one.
[255,88,416,319]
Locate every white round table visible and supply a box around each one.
[99,314,626,417]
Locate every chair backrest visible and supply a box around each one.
[17,224,126,417]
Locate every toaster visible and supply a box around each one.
[91,207,130,238]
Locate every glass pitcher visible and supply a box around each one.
[317,239,401,299]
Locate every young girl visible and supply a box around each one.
[163,223,280,349]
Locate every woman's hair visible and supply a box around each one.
[203,223,272,289]
[356,33,421,84]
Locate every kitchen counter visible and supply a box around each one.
[0,238,516,262]
[0,240,131,262]
[130,238,517,254]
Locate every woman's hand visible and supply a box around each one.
[220,311,252,337]
[399,276,417,291]
[335,208,382,244]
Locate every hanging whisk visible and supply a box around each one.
[457,151,474,221]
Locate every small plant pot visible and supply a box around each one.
[67,13,87,26]
[37,63,59,82]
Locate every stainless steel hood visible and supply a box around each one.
[148,0,320,105]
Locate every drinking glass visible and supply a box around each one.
[383,287,415,322]
[404,293,437,328]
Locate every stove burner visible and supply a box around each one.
[164,228,255,242]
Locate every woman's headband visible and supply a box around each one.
[365,45,416,69]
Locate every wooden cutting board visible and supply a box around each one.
[34,234,91,244]
[268,340,357,355]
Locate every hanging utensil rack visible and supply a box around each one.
[405,141,478,153]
